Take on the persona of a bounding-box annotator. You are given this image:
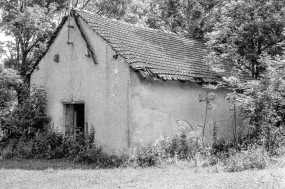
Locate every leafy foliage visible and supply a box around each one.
[0,128,124,168]
[83,0,151,24]
[85,0,132,20]
[145,0,218,38]
[205,0,285,78]
[203,0,285,156]
[225,54,285,154]
[0,65,21,116]
[222,144,270,172]
[128,133,208,167]
[0,85,50,139]
[0,0,67,81]
[82,0,218,38]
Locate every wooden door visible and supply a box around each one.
[65,104,75,136]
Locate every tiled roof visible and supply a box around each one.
[74,9,227,82]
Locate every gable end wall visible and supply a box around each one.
[31,16,131,154]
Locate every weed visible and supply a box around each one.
[128,133,211,167]
[222,144,270,172]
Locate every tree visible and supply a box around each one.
[225,53,285,153]
[0,85,50,139]
[83,0,132,20]
[0,0,68,83]
[144,0,219,38]
[76,0,218,38]
[79,0,151,24]
[205,0,285,78]
[204,0,285,152]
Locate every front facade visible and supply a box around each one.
[31,9,240,155]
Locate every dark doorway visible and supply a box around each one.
[65,103,85,136]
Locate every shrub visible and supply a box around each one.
[222,145,270,172]
[0,85,50,140]
[0,66,21,117]
[127,132,284,170]
[0,127,124,168]
[212,139,237,157]
[32,129,64,159]
[128,133,210,167]
[225,54,285,155]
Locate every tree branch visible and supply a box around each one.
[26,37,42,53]
[82,0,91,9]
[74,0,79,8]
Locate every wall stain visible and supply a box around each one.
[132,93,173,135]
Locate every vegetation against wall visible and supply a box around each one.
[0,85,50,140]
[204,0,285,154]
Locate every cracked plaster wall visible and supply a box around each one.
[129,71,236,148]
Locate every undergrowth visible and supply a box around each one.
[1,129,284,171]
[0,128,124,168]
[127,132,285,172]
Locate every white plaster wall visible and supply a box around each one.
[31,16,130,155]
[129,71,235,148]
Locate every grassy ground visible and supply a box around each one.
[0,159,285,189]
[0,159,99,170]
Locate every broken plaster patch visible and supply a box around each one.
[131,94,173,145]
[175,120,202,138]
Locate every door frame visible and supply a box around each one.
[62,101,86,135]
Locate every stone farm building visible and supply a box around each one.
[30,9,247,155]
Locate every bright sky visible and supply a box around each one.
[0,32,12,64]
[0,32,12,41]
[0,9,9,64]
[0,33,5,40]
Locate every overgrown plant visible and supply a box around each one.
[128,133,209,167]
[199,83,217,146]
[205,0,285,155]
[225,54,285,154]
[222,144,270,172]
[0,66,21,117]
[0,127,124,168]
[0,85,50,141]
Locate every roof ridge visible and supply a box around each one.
[73,8,193,39]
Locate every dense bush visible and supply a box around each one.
[222,145,270,172]
[128,132,285,171]
[0,85,50,140]
[128,133,210,167]
[1,126,284,171]
[225,55,285,154]
[0,66,21,117]
[0,128,124,168]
